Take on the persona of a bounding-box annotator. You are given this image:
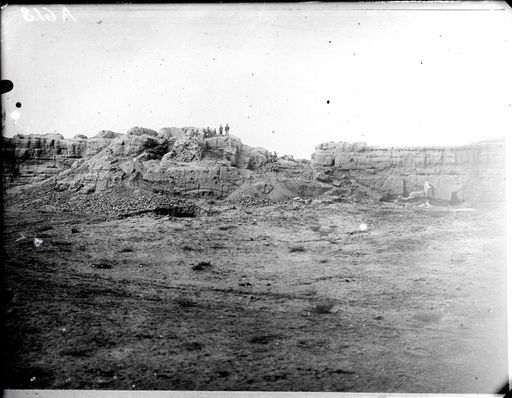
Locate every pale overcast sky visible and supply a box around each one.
[1,2,512,158]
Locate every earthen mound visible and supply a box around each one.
[226,176,296,204]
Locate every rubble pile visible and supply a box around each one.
[6,182,200,217]
[226,194,275,207]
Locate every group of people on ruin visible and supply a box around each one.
[204,123,230,138]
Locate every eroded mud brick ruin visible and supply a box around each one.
[1,126,505,210]
[312,140,505,202]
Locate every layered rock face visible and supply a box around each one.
[1,133,113,186]
[1,127,286,199]
[312,140,506,202]
[4,126,504,204]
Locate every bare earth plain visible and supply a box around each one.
[2,199,508,393]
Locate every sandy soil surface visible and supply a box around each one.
[2,200,508,393]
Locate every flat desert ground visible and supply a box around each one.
[2,199,508,393]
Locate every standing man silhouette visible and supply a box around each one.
[219,124,223,135]
[225,123,230,136]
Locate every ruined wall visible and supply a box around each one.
[3,129,505,203]
[1,129,276,197]
[312,140,506,202]
[1,133,113,187]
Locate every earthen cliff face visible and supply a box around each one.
[1,133,111,186]
[1,127,286,199]
[2,128,505,204]
[311,140,506,202]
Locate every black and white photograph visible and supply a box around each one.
[1,2,511,396]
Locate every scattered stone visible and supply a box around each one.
[312,300,336,314]
[192,261,212,271]
[227,195,274,207]
[92,261,112,269]
[289,245,305,253]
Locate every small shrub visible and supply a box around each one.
[119,247,133,253]
[309,225,321,232]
